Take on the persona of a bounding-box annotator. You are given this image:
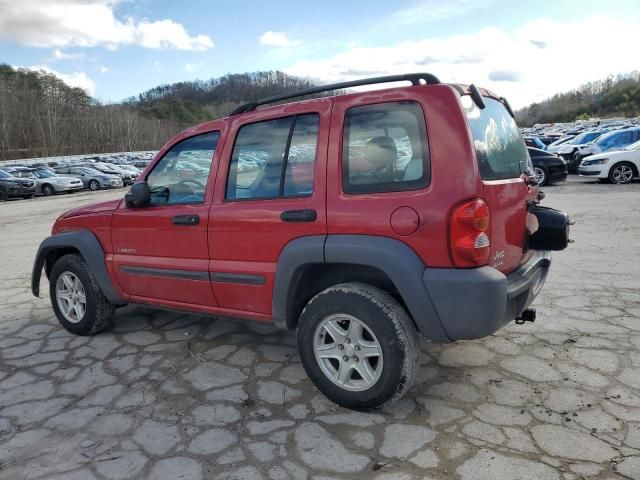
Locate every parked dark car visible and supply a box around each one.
[527,147,568,186]
[0,169,37,200]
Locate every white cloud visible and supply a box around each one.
[0,0,214,51]
[99,66,109,73]
[51,48,85,60]
[390,0,493,25]
[285,16,640,109]
[183,62,204,73]
[259,31,301,47]
[17,65,95,95]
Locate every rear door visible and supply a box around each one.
[462,95,537,274]
[208,99,330,316]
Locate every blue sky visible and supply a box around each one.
[0,0,639,107]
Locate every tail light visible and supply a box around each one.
[449,198,490,267]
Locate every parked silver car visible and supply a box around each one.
[10,168,83,196]
[54,166,123,190]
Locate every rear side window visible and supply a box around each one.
[226,113,319,200]
[342,101,429,194]
[463,96,529,180]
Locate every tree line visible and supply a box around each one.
[515,71,640,127]
[0,67,320,161]
[0,64,180,160]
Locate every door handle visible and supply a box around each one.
[280,209,317,222]
[172,215,200,225]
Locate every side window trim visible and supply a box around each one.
[225,113,319,202]
[278,116,297,198]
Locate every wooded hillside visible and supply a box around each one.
[0,67,318,161]
[515,72,640,126]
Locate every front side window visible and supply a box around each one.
[463,96,530,180]
[342,101,429,194]
[226,114,319,200]
[146,131,219,205]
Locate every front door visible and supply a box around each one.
[111,129,222,307]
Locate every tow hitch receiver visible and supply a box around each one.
[515,308,536,325]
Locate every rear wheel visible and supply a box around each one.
[534,166,549,186]
[89,180,100,191]
[49,254,115,335]
[0,187,6,201]
[609,162,635,184]
[42,184,55,196]
[297,282,419,410]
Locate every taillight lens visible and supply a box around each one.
[449,198,491,267]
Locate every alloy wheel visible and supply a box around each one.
[55,271,87,324]
[313,314,384,391]
[534,167,547,186]
[612,164,633,184]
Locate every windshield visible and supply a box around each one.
[79,167,103,175]
[572,131,599,144]
[624,140,640,151]
[0,169,13,179]
[463,96,530,180]
[34,170,55,178]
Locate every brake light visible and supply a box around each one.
[449,198,491,267]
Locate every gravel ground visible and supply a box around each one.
[1,177,639,480]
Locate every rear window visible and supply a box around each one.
[463,96,529,180]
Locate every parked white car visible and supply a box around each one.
[579,140,640,184]
[575,128,640,163]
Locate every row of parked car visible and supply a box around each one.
[0,153,154,201]
[522,117,640,185]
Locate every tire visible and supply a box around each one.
[297,282,419,410]
[0,187,6,201]
[89,180,100,191]
[49,253,115,335]
[609,162,636,185]
[533,166,548,186]
[42,184,55,196]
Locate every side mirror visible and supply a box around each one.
[125,181,151,208]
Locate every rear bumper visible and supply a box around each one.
[422,250,551,341]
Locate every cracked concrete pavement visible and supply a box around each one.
[1,177,639,479]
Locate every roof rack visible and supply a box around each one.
[230,72,440,116]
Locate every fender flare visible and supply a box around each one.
[273,234,450,342]
[31,230,127,305]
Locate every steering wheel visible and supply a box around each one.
[177,178,204,190]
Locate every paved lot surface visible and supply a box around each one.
[1,178,639,480]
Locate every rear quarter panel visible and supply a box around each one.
[327,84,482,267]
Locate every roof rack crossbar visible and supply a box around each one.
[230,72,440,115]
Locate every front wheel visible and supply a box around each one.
[609,162,635,184]
[88,180,100,191]
[0,187,7,201]
[534,166,549,186]
[49,254,115,335]
[42,184,55,196]
[297,282,419,410]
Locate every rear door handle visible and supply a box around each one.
[172,214,200,225]
[280,209,317,222]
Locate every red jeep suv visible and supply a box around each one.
[32,74,570,410]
